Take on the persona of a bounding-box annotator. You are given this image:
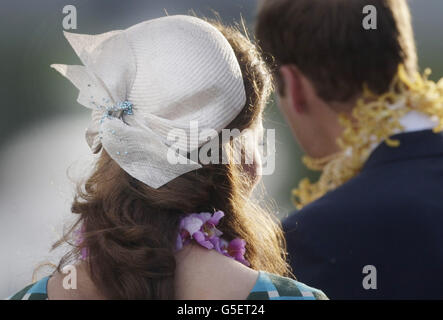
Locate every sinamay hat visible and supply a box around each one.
[51,15,246,188]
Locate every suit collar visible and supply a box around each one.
[363,130,443,170]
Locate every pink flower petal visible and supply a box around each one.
[207,211,224,226]
[189,212,211,224]
[182,216,204,236]
[80,247,88,260]
[176,234,183,251]
[192,231,214,249]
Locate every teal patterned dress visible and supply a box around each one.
[7,276,49,300]
[246,271,328,300]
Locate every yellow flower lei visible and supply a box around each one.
[292,65,443,210]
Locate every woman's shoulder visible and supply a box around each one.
[246,271,328,300]
[6,276,49,300]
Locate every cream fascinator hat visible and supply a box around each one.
[51,15,246,188]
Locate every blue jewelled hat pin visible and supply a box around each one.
[99,100,133,124]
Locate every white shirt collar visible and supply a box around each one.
[398,110,438,133]
[368,99,438,153]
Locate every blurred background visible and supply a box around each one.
[0,0,442,297]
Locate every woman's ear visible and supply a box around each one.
[279,65,306,114]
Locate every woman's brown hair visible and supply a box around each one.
[53,19,290,299]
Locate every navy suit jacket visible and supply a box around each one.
[283,130,443,299]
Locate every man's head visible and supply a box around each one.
[255,0,417,157]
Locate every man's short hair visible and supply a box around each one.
[255,0,418,102]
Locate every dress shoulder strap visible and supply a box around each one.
[246,271,328,300]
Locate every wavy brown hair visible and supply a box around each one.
[53,19,290,299]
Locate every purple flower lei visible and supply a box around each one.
[176,211,250,267]
[74,211,250,267]
[73,224,88,260]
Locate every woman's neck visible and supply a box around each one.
[174,243,259,299]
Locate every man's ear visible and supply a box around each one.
[279,65,306,114]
